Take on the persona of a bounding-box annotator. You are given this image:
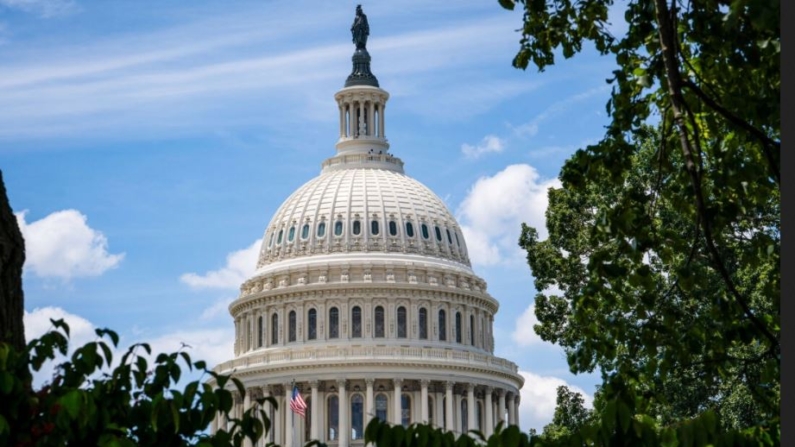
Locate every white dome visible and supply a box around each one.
[257,163,470,270]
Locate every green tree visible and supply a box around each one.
[496,0,779,443]
[0,320,274,447]
[533,386,593,442]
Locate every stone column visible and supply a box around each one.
[484,387,494,437]
[379,103,385,138]
[284,383,293,447]
[498,390,506,425]
[466,384,475,434]
[339,104,345,138]
[445,381,454,431]
[243,388,253,447]
[365,378,375,428]
[393,379,403,425]
[513,395,521,427]
[261,386,272,443]
[420,380,429,424]
[310,381,319,441]
[357,101,363,137]
[508,393,516,425]
[338,379,348,447]
[368,101,375,137]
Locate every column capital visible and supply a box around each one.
[497,388,506,397]
[420,379,430,387]
[445,380,455,391]
[484,386,493,394]
[337,378,348,390]
[467,383,476,392]
[365,378,375,386]
[393,378,403,388]
[309,380,319,388]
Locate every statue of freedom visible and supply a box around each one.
[351,5,369,50]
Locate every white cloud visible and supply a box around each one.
[461,135,504,159]
[457,164,560,266]
[518,370,593,432]
[512,304,545,347]
[513,86,610,137]
[16,209,124,280]
[146,328,234,369]
[0,0,76,17]
[199,296,235,321]
[180,239,261,289]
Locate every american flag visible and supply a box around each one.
[290,385,308,417]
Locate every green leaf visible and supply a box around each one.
[60,389,83,419]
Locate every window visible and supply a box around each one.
[435,226,442,242]
[288,226,296,242]
[277,229,284,244]
[271,313,279,345]
[397,306,407,338]
[421,223,430,239]
[406,222,415,238]
[351,306,362,338]
[268,232,274,247]
[371,220,379,235]
[351,394,364,440]
[470,314,476,346]
[334,221,343,236]
[401,394,411,427]
[301,223,310,239]
[438,310,447,341]
[375,394,388,422]
[419,308,428,340]
[352,220,361,235]
[307,309,317,340]
[288,310,296,342]
[327,395,339,440]
[455,312,462,343]
[374,306,385,338]
[389,221,398,236]
[455,231,461,247]
[257,316,263,348]
[329,307,339,339]
[317,221,326,238]
[446,228,453,244]
[461,399,468,432]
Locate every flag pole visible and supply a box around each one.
[291,380,296,447]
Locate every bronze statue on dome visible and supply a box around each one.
[351,5,369,50]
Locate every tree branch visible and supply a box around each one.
[652,0,779,353]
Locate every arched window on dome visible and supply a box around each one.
[461,399,468,432]
[419,307,428,340]
[327,395,339,441]
[455,231,461,247]
[421,223,430,239]
[371,220,380,235]
[434,225,443,242]
[288,310,296,342]
[455,312,462,343]
[268,232,274,248]
[406,222,415,238]
[446,228,453,244]
[307,309,317,340]
[277,229,284,244]
[271,313,279,345]
[470,314,476,346]
[351,306,362,338]
[401,394,411,427]
[397,306,407,338]
[317,221,326,238]
[329,307,339,339]
[351,394,364,440]
[334,221,343,237]
[389,220,398,236]
[438,309,447,341]
[352,220,361,236]
[257,316,263,348]
[375,394,388,422]
[301,223,310,240]
[374,306,385,338]
[288,226,296,242]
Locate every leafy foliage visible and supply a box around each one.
[496,0,779,445]
[531,386,593,442]
[0,319,274,447]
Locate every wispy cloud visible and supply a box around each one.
[0,0,77,18]
[512,85,610,137]
[461,135,504,159]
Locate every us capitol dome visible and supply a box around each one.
[211,7,524,446]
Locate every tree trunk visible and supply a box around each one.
[0,169,25,351]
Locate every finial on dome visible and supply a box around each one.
[346,5,379,87]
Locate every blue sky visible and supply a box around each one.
[1,0,625,431]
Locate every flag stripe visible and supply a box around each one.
[290,386,308,417]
